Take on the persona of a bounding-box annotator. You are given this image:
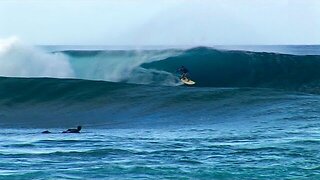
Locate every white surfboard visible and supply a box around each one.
[180,78,196,85]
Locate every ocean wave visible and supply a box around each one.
[2,37,320,91]
[0,76,311,128]
[142,47,320,91]
[1,41,320,128]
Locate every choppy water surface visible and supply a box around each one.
[0,119,319,180]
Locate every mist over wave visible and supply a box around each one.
[0,37,181,86]
[62,50,181,86]
[0,37,74,78]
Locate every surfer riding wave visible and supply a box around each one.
[177,66,190,80]
[177,66,195,85]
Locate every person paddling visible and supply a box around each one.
[62,126,82,133]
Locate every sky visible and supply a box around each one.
[0,0,319,45]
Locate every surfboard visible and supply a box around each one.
[180,78,195,85]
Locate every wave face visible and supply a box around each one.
[142,47,320,91]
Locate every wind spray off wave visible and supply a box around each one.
[0,37,74,78]
[0,38,181,86]
[63,49,182,85]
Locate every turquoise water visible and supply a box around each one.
[1,121,319,179]
[0,45,320,179]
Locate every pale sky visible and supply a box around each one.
[0,0,319,45]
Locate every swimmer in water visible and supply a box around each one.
[62,126,82,133]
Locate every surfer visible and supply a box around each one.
[177,66,189,80]
[62,126,82,133]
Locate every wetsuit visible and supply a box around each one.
[178,66,189,79]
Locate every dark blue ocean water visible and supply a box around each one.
[0,45,320,179]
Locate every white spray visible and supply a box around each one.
[0,37,181,86]
[0,37,74,78]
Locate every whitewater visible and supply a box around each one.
[0,38,320,179]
